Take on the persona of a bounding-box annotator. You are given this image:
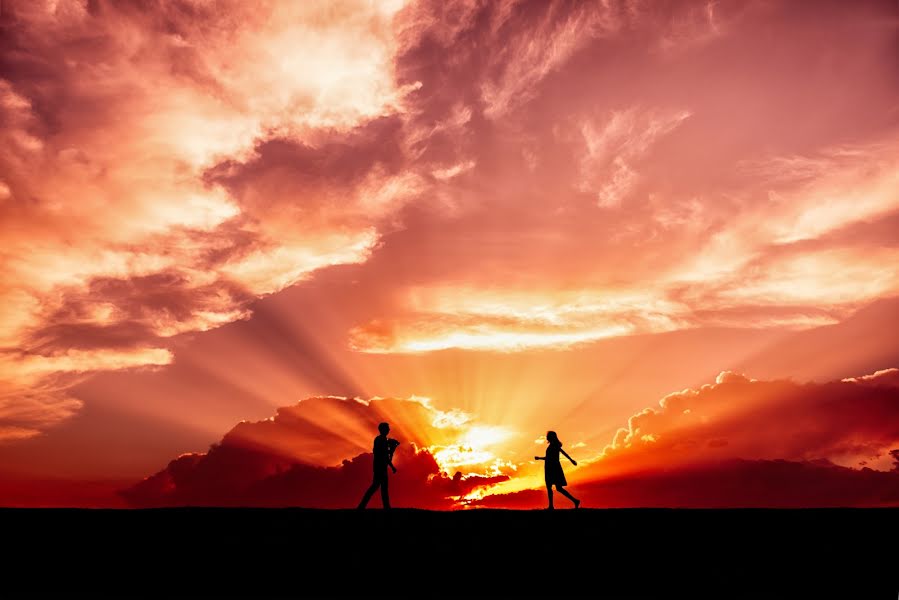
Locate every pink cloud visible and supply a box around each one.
[588,368,899,477]
[0,0,427,436]
[2,0,898,447]
[341,1,899,354]
[577,108,691,208]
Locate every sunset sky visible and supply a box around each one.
[1,0,898,508]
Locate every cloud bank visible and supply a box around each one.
[122,394,511,508]
[478,368,899,507]
[125,368,899,508]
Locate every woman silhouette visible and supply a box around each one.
[535,431,580,509]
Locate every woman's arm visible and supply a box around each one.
[534,456,545,460]
[560,449,577,466]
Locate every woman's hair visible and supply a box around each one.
[546,430,562,446]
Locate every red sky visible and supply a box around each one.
[1,0,898,508]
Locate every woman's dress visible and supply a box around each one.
[544,443,567,486]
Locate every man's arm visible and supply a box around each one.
[386,438,399,473]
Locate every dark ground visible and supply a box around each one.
[2,508,896,597]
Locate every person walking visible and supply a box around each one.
[535,430,580,510]
[357,422,397,509]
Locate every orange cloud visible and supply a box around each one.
[477,367,899,507]
[122,394,514,508]
[0,0,428,437]
[585,368,899,478]
[152,394,515,478]
[474,457,899,509]
[0,346,173,441]
[122,444,508,509]
[349,287,678,352]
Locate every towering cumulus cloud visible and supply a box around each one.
[122,395,509,508]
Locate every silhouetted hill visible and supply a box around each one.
[1,508,895,596]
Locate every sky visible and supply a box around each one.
[1,0,898,508]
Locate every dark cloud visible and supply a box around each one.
[0,476,128,508]
[26,272,256,352]
[203,115,413,231]
[474,457,899,508]
[121,393,509,507]
[205,117,407,193]
[122,442,507,509]
[474,367,899,508]
[588,368,899,478]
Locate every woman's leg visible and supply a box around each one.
[555,485,579,507]
[546,484,554,509]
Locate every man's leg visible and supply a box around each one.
[380,472,390,509]
[358,477,380,509]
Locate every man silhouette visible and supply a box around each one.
[357,422,397,509]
